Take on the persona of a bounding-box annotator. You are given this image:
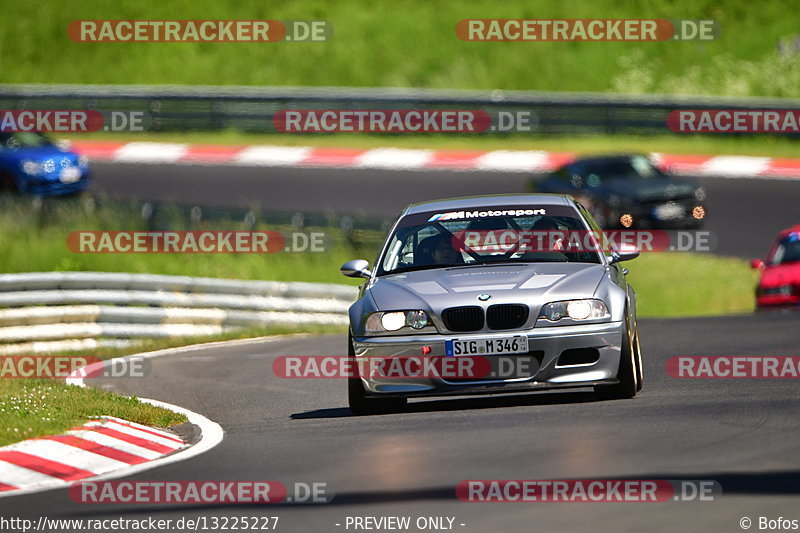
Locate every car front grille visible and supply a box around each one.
[441,306,484,332]
[487,304,529,330]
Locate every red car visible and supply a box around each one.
[751,225,800,308]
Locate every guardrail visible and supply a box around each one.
[0,272,357,354]
[3,84,800,136]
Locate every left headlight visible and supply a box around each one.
[20,160,42,176]
[365,310,431,333]
[537,299,610,324]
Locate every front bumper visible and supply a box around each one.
[626,202,705,228]
[352,321,624,398]
[19,172,90,196]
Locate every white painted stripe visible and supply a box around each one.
[100,416,183,442]
[234,146,312,166]
[84,421,184,449]
[65,429,161,460]
[700,156,771,177]
[0,461,68,487]
[474,150,552,172]
[355,148,434,169]
[113,143,189,163]
[6,440,128,474]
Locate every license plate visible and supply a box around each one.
[653,202,683,220]
[59,167,81,183]
[446,336,529,356]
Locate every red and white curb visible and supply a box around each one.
[0,417,185,494]
[0,340,238,498]
[67,140,800,179]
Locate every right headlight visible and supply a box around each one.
[537,299,610,325]
[364,310,433,334]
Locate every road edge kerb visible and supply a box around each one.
[66,140,800,179]
[0,334,299,498]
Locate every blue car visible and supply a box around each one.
[0,132,90,196]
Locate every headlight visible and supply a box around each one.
[365,310,430,333]
[20,160,42,175]
[694,187,706,201]
[538,299,610,324]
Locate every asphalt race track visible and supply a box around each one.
[5,163,800,532]
[89,161,800,258]
[8,313,800,532]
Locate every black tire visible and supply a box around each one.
[595,317,638,400]
[347,334,407,416]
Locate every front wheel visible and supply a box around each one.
[347,334,407,415]
[595,318,638,400]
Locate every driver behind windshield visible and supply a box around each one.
[417,233,464,266]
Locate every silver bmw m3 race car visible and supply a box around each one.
[341,193,643,415]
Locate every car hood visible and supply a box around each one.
[601,178,698,202]
[760,263,800,287]
[369,262,607,312]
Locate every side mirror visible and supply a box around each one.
[609,243,640,264]
[750,259,765,270]
[340,259,372,279]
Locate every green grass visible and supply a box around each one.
[627,252,757,317]
[2,0,800,97]
[62,130,800,159]
[0,379,187,447]
[0,196,372,285]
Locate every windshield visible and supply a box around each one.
[580,156,664,184]
[768,233,800,266]
[0,132,54,150]
[377,204,602,275]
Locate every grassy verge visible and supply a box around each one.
[0,379,187,447]
[0,196,372,285]
[0,324,346,447]
[61,130,800,159]
[3,0,799,98]
[627,252,757,317]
